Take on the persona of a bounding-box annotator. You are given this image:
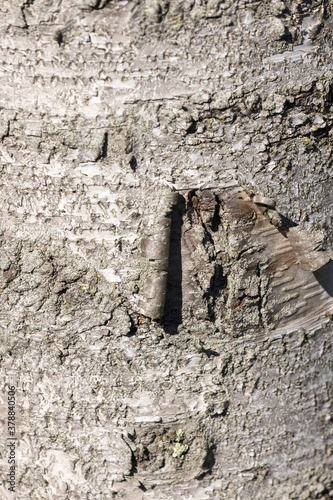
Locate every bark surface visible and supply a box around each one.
[0,0,332,499]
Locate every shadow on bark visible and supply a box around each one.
[163,195,185,334]
[314,260,333,297]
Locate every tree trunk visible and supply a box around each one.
[0,1,332,498]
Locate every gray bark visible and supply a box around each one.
[0,0,332,498]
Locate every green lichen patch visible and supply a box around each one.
[172,442,189,459]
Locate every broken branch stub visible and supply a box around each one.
[179,186,333,336]
[138,190,178,320]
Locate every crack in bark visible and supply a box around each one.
[20,0,35,29]
[256,262,264,330]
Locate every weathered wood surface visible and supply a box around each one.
[0,1,332,499]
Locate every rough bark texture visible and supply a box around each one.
[0,0,332,499]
